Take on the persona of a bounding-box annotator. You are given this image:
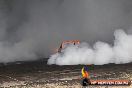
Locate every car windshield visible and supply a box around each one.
[63,43,74,48]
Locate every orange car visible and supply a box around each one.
[58,40,80,52]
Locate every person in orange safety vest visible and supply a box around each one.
[81,66,91,86]
[81,66,89,78]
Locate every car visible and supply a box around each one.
[57,40,80,53]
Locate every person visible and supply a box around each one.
[81,66,88,78]
[81,66,91,86]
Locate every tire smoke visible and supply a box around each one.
[0,0,132,63]
[48,29,132,65]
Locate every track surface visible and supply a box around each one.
[0,59,131,87]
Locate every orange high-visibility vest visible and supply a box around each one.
[81,67,89,78]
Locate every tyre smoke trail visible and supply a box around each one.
[48,29,132,65]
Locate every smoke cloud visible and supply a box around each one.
[48,29,132,65]
[0,0,132,63]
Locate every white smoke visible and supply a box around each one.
[48,29,132,65]
[0,0,132,63]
